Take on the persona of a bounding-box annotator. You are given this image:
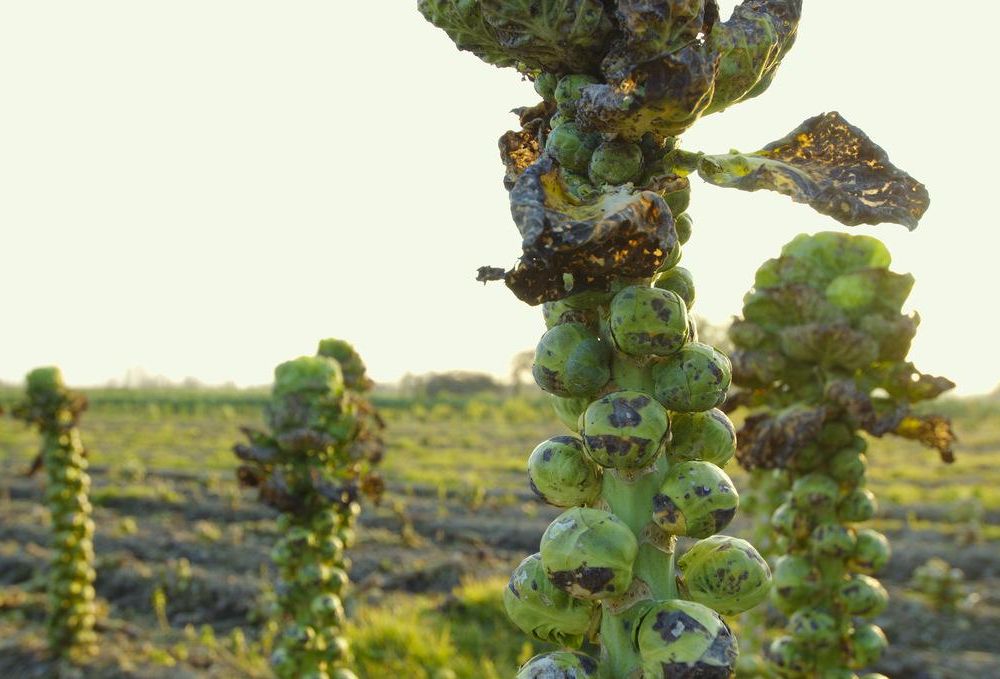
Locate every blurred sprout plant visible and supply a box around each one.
[12,367,98,659]
[418,1,932,676]
[728,232,955,677]
[234,339,385,679]
[909,558,980,614]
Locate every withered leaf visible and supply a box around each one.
[736,406,826,470]
[825,378,907,436]
[895,414,956,464]
[698,112,930,229]
[498,156,678,305]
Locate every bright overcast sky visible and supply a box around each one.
[1,2,997,394]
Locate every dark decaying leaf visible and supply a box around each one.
[698,112,930,229]
[877,363,956,403]
[825,379,908,437]
[489,156,679,305]
[602,0,716,79]
[895,414,956,464]
[704,0,802,114]
[736,406,826,470]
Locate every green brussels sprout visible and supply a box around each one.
[316,338,367,389]
[545,123,600,174]
[516,651,599,679]
[651,343,731,412]
[771,555,821,614]
[636,600,737,678]
[818,421,854,450]
[504,553,596,646]
[849,529,891,575]
[790,473,839,514]
[828,449,867,486]
[534,73,558,101]
[651,461,738,538]
[549,110,569,130]
[273,356,344,398]
[820,670,858,679]
[728,320,766,349]
[543,299,596,330]
[837,574,889,617]
[767,636,813,677]
[551,395,589,432]
[309,594,345,625]
[666,409,736,467]
[675,213,693,245]
[332,671,359,679]
[652,266,695,309]
[588,140,642,185]
[554,75,600,112]
[664,185,691,217]
[788,607,839,647]
[849,623,887,668]
[771,502,812,542]
[787,442,826,473]
[26,366,65,395]
[810,524,857,559]
[532,323,611,397]
[658,242,683,272]
[581,390,670,470]
[528,436,602,507]
[676,535,771,615]
[825,272,876,312]
[540,507,638,600]
[609,286,689,357]
[838,488,878,523]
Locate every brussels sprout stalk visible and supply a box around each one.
[418,2,933,676]
[729,232,956,677]
[234,339,384,679]
[12,367,97,659]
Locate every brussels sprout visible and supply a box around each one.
[540,507,638,600]
[588,140,643,185]
[652,266,695,309]
[666,409,736,467]
[676,535,771,615]
[26,366,65,395]
[810,524,857,559]
[767,636,813,677]
[838,488,877,523]
[559,169,600,204]
[652,461,738,538]
[528,436,602,507]
[636,600,737,678]
[829,449,867,486]
[771,555,821,614]
[504,553,596,646]
[788,607,839,647]
[534,73,558,101]
[675,213,693,245]
[516,651,599,679]
[849,529,891,575]
[316,338,367,389]
[533,323,611,398]
[273,356,344,398]
[551,395,590,433]
[609,286,689,357]
[545,123,600,174]
[790,473,839,514]
[818,421,854,450]
[581,390,670,470]
[837,574,888,617]
[849,623,887,668]
[543,299,596,330]
[728,320,766,349]
[658,242,683,272]
[651,343,732,412]
[310,594,345,625]
[825,272,876,312]
[771,502,812,542]
[554,75,600,113]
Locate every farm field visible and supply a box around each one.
[0,390,998,678]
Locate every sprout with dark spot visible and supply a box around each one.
[540,507,638,600]
[528,436,602,507]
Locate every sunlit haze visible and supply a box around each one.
[1,2,997,394]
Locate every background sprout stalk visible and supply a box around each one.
[12,367,97,659]
[728,232,956,677]
[418,1,933,676]
[234,339,385,679]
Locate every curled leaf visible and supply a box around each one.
[704,0,802,114]
[779,322,878,370]
[895,414,956,464]
[825,379,907,436]
[736,406,826,470]
[493,156,679,305]
[698,112,930,229]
